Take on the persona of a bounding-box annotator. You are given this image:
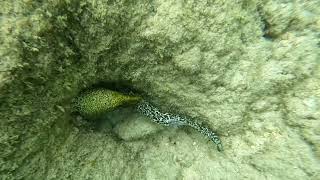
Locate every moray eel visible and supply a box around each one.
[137,100,223,151]
[74,88,223,151]
[73,89,141,118]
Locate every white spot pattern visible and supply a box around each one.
[137,101,223,151]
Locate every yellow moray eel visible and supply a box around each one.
[73,89,141,118]
[74,88,223,151]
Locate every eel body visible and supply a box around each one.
[137,100,223,151]
[74,89,223,151]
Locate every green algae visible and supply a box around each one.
[0,0,319,179]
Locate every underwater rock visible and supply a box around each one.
[1,0,319,179]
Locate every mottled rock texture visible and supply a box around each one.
[0,0,319,179]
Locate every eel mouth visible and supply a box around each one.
[71,81,145,130]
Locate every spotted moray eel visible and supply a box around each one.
[137,100,223,151]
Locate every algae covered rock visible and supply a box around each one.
[0,0,320,179]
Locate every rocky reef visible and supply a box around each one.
[0,0,319,179]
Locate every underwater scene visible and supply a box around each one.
[1,0,319,179]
